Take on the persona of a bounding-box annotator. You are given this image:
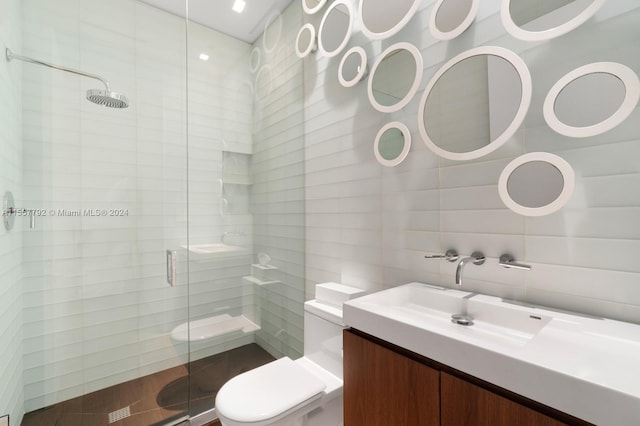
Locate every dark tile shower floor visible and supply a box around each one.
[21,344,274,426]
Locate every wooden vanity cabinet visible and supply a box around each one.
[343,329,440,426]
[344,329,590,426]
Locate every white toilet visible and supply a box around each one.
[215,283,365,426]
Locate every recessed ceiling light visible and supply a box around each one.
[232,0,246,13]
[199,53,209,61]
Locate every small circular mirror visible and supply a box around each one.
[338,47,368,87]
[295,24,317,58]
[318,0,354,58]
[418,46,531,161]
[249,47,261,73]
[544,62,640,138]
[374,122,412,167]
[501,0,607,41]
[368,42,423,113]
[430,0,479,40]
[499,152,575,216]
[359,0,423,40]
[263,12,282,53]
[302,0,328,15]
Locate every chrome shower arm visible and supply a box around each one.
[6,48,111,92]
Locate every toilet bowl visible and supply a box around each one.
[215,283,365,426]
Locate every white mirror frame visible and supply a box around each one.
[374,122,412,167]
[263,12,283,53]
[249,47,261,73]
[318,0,355,58]
[429,0,480,41]
[302,0,328,15]
[498,152,575,217]
[338,46,368,87]
[295,24,317,58]
[543,62,640,138]
[359,0,424,40]
[368,42,424,113]
[418,46,532,161]
[501,0,607,42]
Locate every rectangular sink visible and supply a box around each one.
[346,282,551,347]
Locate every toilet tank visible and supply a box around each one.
[303,283,366,379]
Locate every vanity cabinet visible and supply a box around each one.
[344,330,589,426]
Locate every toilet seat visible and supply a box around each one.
[215,357,327,425]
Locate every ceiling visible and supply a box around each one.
[139,0,295,43]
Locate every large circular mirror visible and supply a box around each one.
[359,0,423,40]
[302,0,328,15]
[430,0,480,40]
[318,0,354,58]
[418,46,532,161]
[368,42,423,113]
[295,24,317,58]
[263,12,282,53]
[374,122,412,167]
[338,46,368,87]
[501,0,607,41]
[499,152,575,216]
[544,62,640,138]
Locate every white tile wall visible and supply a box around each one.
[303,0,640,324]
[0,0,23,423]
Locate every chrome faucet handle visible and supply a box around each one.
[469,251,486,265]
[499,254,532,271]
[425,249,459,262]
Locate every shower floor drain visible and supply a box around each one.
[108,406,131,423]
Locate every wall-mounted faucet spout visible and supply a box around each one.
[455,251,485,286]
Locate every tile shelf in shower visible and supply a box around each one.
[182,243,249,262]
[171,314,259,342]
[243,275,281,286]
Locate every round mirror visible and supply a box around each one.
[374,122,412,167]
[359,0,423,40]
[501,0,607,41]
[418,46,532,161]
[249,47,261,73]
[255,65,272,101]
[318,0,354,58]
[368,42,423,113]
[499,152,575,216]
[430,0,479,40]
[302,0,328,15]
[295,24,317,58]
[263,12,282,53]
[338,46,368,87]
[544,62,640,138]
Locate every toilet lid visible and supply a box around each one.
[216,357,326,423]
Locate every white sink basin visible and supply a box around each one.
[355,283,551,347]
[344,282,640,426]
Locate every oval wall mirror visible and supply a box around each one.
[430,0,480,40]
[374,122,412,167]
[418,46,532,161]
[501,0,607,41]
[318,0,354,58]
[263,12,283,53]
[255,65,273,101]
[499,152,575,216]
[295,24,317,58]
[249,47,261,73]
[368,42,424,113]
[302,0,328,15]
[359,0,423,40]
[338,46,368,87]
[544,62,640,138]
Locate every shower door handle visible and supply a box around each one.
[166,249,176,287]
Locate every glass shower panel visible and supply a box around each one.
[19,0,190,424]
[186,0,306,419]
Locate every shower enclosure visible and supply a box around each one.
[0,0,304,424]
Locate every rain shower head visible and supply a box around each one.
[86,89,129,108]
[6,48,129,109]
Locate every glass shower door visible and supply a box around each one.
[18,0,191,424]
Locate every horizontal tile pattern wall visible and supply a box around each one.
[304,0,640,324]
[0,0,24,423]
[252,3,306,360]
